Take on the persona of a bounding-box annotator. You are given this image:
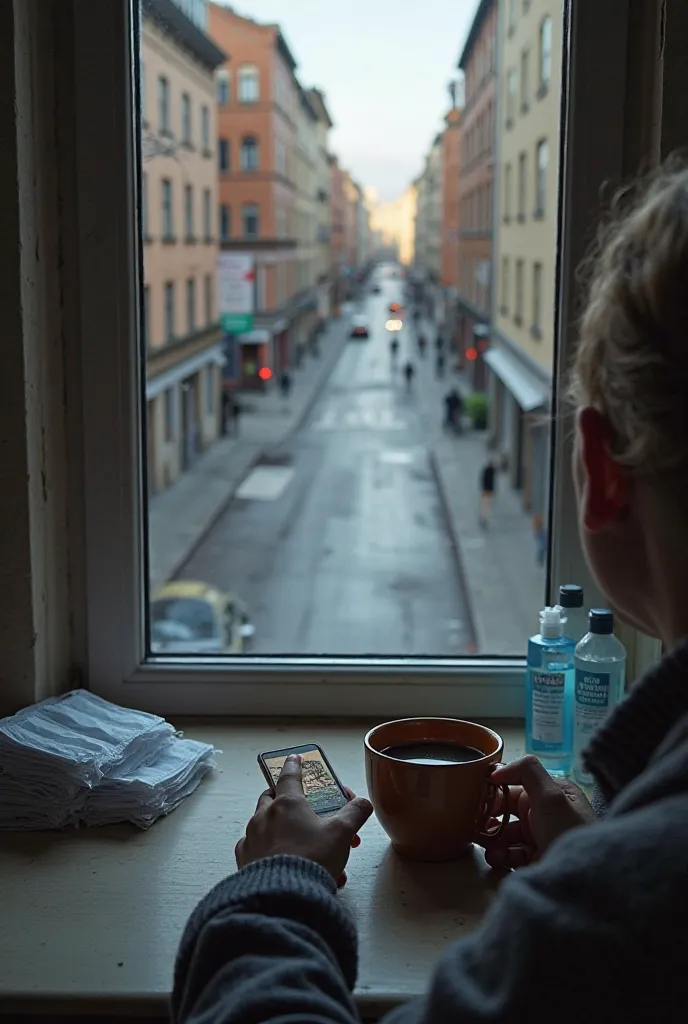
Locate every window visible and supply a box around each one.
[276,139,286,176]
[539,16,552,91]
[163,281,175,342]
[184,184,194,239]
[504,163,512,221]
[238,65,260,103]
[158,75,170,133]
[72,0,662,717]
[164,388,175,442]
[506,70,517,125]
[240,135,259,172]
[515,259,524,324]
[161,179,173,239]
[204,273,214,325]
[535,139,548,216]
[532,262,543,336]
[219,203,231,242]
[518,151,527,220]
[500,256,509,313]
[217,69,230,106]
[186,277,196,333]
[140,60,147,123]
[205,365,215,415]
[242,202,260,238]
[141,173,149,238]
[181,92,192,144]
[203,188,212,241]
[219,138,230,172]
[201,105,210,152]
[520,49,529,111]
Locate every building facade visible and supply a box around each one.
[306,88,335,325]
[141,0,226,495]
[209,4,303,387]
[412,133,444,318]
[490,0,564,518]
[456,0,497,391]
[441,104,462,351]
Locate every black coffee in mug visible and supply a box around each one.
[381,741,484,766]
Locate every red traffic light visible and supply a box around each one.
[258,367,273,381]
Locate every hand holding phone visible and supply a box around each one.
[258,743,349,817]
[235,748,373,884]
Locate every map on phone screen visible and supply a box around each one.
[264,748,347,815]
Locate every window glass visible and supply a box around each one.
[140,0,564,659]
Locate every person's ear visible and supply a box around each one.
[578,407,629,532]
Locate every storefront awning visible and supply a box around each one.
[484,347,549,412]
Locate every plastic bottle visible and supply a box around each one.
[573,609,627,785]
[525,606,575,775]
[557,584,586,644]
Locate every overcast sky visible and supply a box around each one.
[220,0,479,202]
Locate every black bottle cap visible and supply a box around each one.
[559,584,584,609]
[589,608,614,634]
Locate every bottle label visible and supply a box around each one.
[575,670,611,748]
[531,670,566,744]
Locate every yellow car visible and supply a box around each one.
[150,581,255,655]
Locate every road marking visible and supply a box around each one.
[236,466,295,501]
[379,450,415,465]
[312,409,406,431]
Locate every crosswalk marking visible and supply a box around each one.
[312,409,407,432]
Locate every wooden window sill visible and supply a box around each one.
[0,718,524,1018]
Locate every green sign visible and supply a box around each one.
[221,313,254,334]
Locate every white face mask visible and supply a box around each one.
[0,689,175,786]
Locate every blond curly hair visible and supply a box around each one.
[570,161,688,475]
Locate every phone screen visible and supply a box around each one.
[262,745,348,816]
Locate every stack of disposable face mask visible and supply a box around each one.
[0,690,216,830]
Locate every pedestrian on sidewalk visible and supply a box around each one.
[390,337,399,360]
[444,388,463,433]
[435,332,445,352]
[403,360,415,392]
[280,370,292,400]
[417,333,427,357]
[436,351,446,378]
[479,458,496,527]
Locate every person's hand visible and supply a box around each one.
[235,755,373,886]
[477,755,597,869]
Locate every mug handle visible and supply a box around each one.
[476,762,510,842]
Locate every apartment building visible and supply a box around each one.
[291,86,320,362]
[412,133,443,318]
[141,0,226,495]
[490,0,563,518]
[441,103,462,349]
[306,88,335,325]
[208,4,302,386]
[456,0,497,390]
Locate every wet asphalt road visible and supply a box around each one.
[178,269,474,656]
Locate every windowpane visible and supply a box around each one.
[139,0,565,662]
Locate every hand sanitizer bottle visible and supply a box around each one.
[557,584,586,644]
[525,606,575,776]
[573,609,626,785]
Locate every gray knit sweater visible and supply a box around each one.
[173,641,688,1023]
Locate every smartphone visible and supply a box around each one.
[258,743,348,816]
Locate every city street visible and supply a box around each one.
[177,269,475,655]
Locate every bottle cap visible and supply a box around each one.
[539,605,564,638]
[589,608,614,634]
[559,584,583,608]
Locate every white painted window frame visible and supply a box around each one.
[74,1,659,718]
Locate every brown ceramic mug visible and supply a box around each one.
[364,717,510,862]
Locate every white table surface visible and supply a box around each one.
[0,719,523,1017]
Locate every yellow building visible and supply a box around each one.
[369,185,418,267]
[489,0,564,517]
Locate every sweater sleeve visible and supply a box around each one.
[172,854,362,1024]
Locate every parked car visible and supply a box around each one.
[350,314,370,339]
[150,580,255,654]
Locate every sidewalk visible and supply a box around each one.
[411,317,545,655]
[148,310,352,591]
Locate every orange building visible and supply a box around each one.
[209,4,301,385]
[329,154,347,309]
[441,106,462,296]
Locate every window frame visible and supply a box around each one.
[74,0,657,717]
[240,134,259,172]
[238,64,260,104]
[181,91,192,145]
[158,74,170,134]
[186,276,196,333]
[535,138,548,217]
[242,202,260,239]
[539,15,553,91]
[184,183,194,240]
[219,203,231,242]
[218,137,230,173]
[163,280,175,343]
